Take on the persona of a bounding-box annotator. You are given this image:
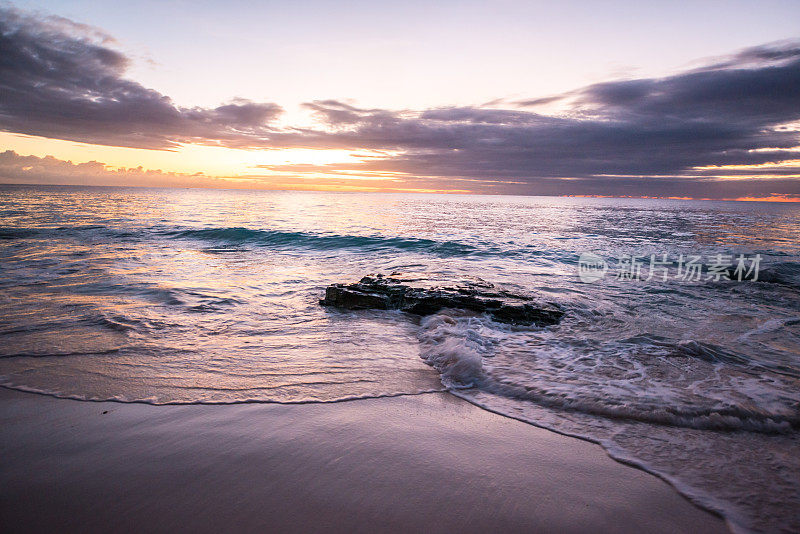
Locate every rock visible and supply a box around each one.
[320,274,563,326]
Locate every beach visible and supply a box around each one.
[0,387,728,533]
[2,2,799,531]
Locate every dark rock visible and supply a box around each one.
[320,274,563,326]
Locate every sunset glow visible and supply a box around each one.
[1,1,799,200]
[2,4,800,533]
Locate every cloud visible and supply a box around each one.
[1,5,799,198]
[0,7,282,150]
[301,100,397,126]
[0,150,236,187]
[696,40,800,71]
[2,149,797,200]
[0,150,475,193]
[250,43,800,192]
[513,95,568,108]
[574,49,800,130]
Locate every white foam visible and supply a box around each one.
[415,307,800,532]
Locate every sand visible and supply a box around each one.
[0,388,728,533]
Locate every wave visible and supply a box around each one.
[0,349,121,359]
[418,312,800,433]
[758,260,800,287]
[0,383,445,406]
[0,225,137,241]
[165,227,481,256]
[10,224,798,279]
[0,227,38,239]
[0,224,488,257]
[0,223,556,259]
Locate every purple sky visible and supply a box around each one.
[1,1,799,199]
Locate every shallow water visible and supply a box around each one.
[1,185,798,532]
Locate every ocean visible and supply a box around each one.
[1,185,798,532]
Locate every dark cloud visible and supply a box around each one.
[575,52,800,129]
[264,42,800,191]
[697,40,800,71]
[0,6,799,198]
[513,95,568,107]
[419,107,544,124]
[301,100,396,126]
[0,7,282,149]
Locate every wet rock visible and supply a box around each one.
[320,274,563,326]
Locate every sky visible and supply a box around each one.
[1,0,799,199]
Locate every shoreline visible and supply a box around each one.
[0,387,728,533]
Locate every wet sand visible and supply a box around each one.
[0,388,728,533]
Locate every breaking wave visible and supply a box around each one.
[418,311,800,433]
[166,227,480,255]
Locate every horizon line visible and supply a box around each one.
[2,182,798,203]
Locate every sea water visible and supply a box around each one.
[1,185,798,532]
